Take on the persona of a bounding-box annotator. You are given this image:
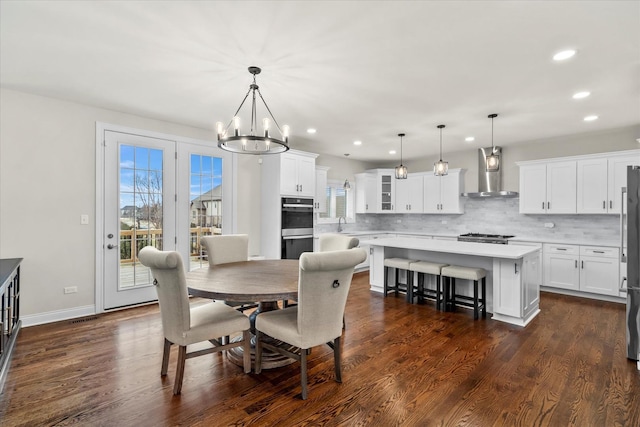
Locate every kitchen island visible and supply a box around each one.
[361,237,541,327]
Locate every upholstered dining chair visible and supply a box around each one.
[318,233,360,252]
[254,248,367,399]
[139,246,251,395]
[200,234,257,312]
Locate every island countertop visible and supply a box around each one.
[361,237,540,259]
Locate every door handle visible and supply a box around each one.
[620,186,627,262]
[107,244,118,250]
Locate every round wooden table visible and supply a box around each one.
[186,259,299,369]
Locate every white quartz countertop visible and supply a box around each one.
[362,237,540,259]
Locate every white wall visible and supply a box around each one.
[0,88,256,321]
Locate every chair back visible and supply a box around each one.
[318,233,359,252]
[201,234,249,266]
[138,247,190,344]
[297,248,367,347]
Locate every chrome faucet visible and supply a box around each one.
[338,216,346,232]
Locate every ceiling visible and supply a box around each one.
[1,1,639,162]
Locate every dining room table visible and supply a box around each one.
[186,259,300,369]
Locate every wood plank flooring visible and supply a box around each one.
[1,272,638,426]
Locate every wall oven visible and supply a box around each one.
[281,197,314,259]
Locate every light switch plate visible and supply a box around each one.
[81,214,89,225]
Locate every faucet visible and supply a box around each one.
[338,216,346,232]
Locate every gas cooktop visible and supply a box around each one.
[457,233,515,244]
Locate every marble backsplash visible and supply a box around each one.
[315,197,621,244]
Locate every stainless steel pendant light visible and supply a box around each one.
[216,66,290,154]
[486,114,499,171]
[434,125,448,176]
[395,133,408,179]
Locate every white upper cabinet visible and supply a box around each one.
[423,169,465,214]
[278,152,316,197]
[395,174,424,213]
[520,150,639,215]
[519,161,576,214]
[577,158,608,213]
[314,166,329,213]
[608,153,640,214]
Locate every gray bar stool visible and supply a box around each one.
[383,258,415,302]
[409,261,448,309]
[441,266,487,320]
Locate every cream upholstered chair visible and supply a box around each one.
[318,233,359,252]
[254,248,367,400]
[139,246,251,395]
[200,234,257,312]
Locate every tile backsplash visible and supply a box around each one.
[315,197,620,244]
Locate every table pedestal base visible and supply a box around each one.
[226,300,298,369]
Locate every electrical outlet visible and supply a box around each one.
[396,219,402,223]
[64,286,78,294]
[441,220,447,225]
[80,214,89,225]
[544,222,555,228]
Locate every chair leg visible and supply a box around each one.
[383,266,389,296]
[242,330,251,373]
[416,272,424,304]
[300,347,308,400]
[482,277,487,318]
[333,336,342,383]
[473,279,479,320]
[161,338,171,376]
[406,270,414,303]
[394,268,399,296]
[450,278,457,312]
[255,331,263,374]
[173,345,187,395]
[436,275,442,311]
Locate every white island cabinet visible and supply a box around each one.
[362,237,541,327]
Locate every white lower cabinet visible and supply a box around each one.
[543,244,619,296]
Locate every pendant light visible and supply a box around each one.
[343,154,352,189]
[216,66,290,154]
[395,133,408,179]
[486,114,499,171]
[434,125,448,176]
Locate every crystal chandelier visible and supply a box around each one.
[216,66,290,154]
[434,125,448,176]
[486,114,499,171]
[395,133,408,179]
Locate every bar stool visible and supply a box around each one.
[383,258,415,302]
[441,266,487,320]
[409,261,448,309]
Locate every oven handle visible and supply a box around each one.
[282,235,313,240]
[282,204,314,209]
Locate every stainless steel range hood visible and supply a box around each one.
[462,147,519,198]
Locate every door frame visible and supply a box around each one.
[95,122,238,313]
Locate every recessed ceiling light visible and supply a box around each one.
[353,140,362,146]
[389,150,396,155]
[573,91,590,99]
[584,115,598,122]
[465,136,475,142]
[553,49,577,61]
[306,128,316,134]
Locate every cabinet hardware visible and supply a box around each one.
[609,200,613,209]
[370,247,373,254]
[603,201,606,209]
[581,260,584,269]
[620,277,627,291]
[514,263,518,274]
[575,260,577,268]
[547,202,550,209]
[542,202,545,209]
[557,248,567,251]
[593,250,605,254]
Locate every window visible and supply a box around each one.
[317,180,354,223]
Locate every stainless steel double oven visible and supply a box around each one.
[281,197,314,259]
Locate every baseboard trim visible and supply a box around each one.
[21,305,96,327]
[541,287,625,304]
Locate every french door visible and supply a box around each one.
[103,131,176,309]
[100,126,235,310]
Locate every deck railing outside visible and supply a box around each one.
[119,227,221,263]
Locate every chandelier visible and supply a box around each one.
[395,133,408,179]
[216,66,290,154]
[434,125,448,176]
[486,114,499,171]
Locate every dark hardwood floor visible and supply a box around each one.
[1,272,638,426]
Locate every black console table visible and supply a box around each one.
[0,258,22,393]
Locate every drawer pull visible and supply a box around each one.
[593,250,605,254]
[557,248,567,251]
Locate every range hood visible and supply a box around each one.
[462,147,519,198]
